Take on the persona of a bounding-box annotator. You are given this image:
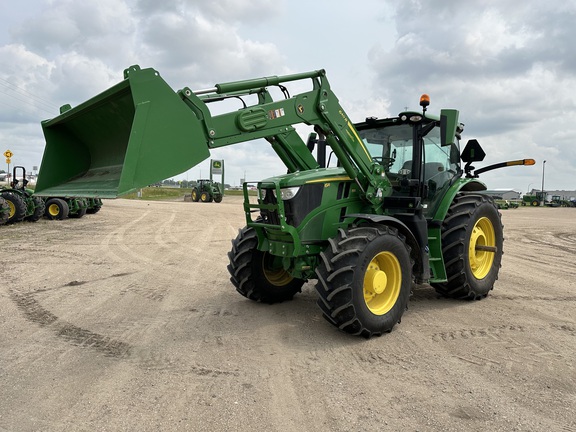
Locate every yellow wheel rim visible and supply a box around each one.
[192,191,197,200]
[363,251,401,315]
[262,254,293,286]
[469,216,496,279]
[7,200,15,218]
[48,204,60,216]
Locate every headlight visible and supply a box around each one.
[280,186,301,200]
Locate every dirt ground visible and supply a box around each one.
[1,197,574,432]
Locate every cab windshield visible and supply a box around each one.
[358,122,461,208]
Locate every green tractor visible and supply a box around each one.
[34,66,534,337]
[0,166,45,224]
[522,191,546,206]
[191,179,223,203]
[43,196,102,220]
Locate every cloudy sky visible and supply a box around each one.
[1,0,575,192]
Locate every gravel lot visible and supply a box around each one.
[1,197,575,431]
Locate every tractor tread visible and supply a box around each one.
[314,224,412,338]
[432,192,504,300]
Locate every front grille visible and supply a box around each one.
[284,183,324,227]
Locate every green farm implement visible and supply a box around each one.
[35,65,534,336]
[191,179,223,203]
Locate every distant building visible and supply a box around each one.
[485,189,521,200]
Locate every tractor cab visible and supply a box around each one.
[355,97,463,216]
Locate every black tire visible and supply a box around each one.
[213,194,223,203]
[70,207,87,218]
[70,199,87,218]
[432,193,504,300]
[191,188,200,202]
[315,224,413,338]
[531,200,539,206]
[86,198,102,214]
[1,191,27,223]
[44,198,69,220]
[227,226,305,303]
[200,191,212,203]
[25,196,45,222]
[0,196,9,225]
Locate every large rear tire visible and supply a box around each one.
[1,191,26,223]
[432,193,503,300]
[227,226,305,303]
[315,224,413,338]
[191,188,200,202]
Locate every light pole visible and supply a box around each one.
[527,183,533,194]
[541,160,546,206]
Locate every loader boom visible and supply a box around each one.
[35,66,404,202]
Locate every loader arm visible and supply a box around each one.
[35,65,387,203]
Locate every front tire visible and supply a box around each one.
[227,226,305,303]
[315,225,413,338]
[433,193,504,300]
[45,198,69,220]
[69,200,87,218]
[200,191,212,202]
[26,196,45,222]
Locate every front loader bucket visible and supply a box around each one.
[35,65,210,198]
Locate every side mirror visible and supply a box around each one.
[440,109,459,147]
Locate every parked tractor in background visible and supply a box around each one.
[522,191,543,206]
[0,166,45,224]
[191,179,223,203]
[43,196,103,219]
[34,65,534,337]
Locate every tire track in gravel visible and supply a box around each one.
[8,286,241,376]
[429,324,572,372]
[7,204,235,375]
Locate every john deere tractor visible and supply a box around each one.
[34,66,534,337]
[191,179,223,203]
[1,166,45,224]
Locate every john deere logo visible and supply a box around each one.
[213,161,221,168]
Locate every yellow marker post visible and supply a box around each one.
[3,150,13,182]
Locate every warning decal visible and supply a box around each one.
[268,108,285,119]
